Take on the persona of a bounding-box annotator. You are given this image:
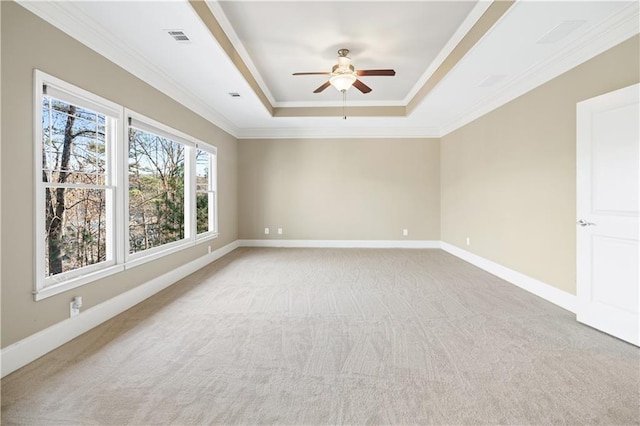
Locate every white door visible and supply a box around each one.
[576,83,639,346]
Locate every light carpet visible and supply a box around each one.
[2,248,639,425]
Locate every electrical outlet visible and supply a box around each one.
[208,245,212,254]
[277,228,283,235]
[264,227,270,235]
[466,237,471,246]
[70,296,83,318]
[403,229,408,236]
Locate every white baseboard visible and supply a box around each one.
[238,239,442,249]
[1,240,239,378]
[441,242,576,313]
[241,239,576,313]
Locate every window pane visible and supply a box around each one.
[44,187,107,278]
[196,149,209,192]
[129,128,185,253]
[196,149,213,235]
[196,193,209,234]
[42,96,106,185]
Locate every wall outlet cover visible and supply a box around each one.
[70,302,80,318]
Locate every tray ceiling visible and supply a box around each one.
[17,0,640,138]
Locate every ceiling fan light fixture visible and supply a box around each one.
[330,73,356,92]
[293,48,395,95]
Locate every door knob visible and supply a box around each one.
[577,219,596,227]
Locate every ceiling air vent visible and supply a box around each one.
[537,20,586,44]
[228,93,241,98]
[167,30,190,43]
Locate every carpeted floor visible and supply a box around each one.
[2,248,639,425]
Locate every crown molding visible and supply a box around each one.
[439,2,640,137]
[204,0,277,107]
[273,105,406,118]
[273,99,405,108]
[402,0,495,106]
[16,0,240,138]
[235,125,442,140]
[16,1,639,141]
[402,0,493,105]
[188,0,274,116]
[406,0,515,115]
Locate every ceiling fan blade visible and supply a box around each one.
[356,69,396,77]
[313,81,332,93]
[353,79,372,94]
[293,72,331,76]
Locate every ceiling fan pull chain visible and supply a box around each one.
[343,90,347,120]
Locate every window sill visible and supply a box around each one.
[126,240,192,270]
[125,233,218,270]
[196,232,219,243]
[34,234,220,301]
[34,264,125,301]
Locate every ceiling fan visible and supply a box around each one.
[293,49,395,94]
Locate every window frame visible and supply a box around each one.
[34,71,125,301]
[124,109,219,269]
[33,71,219,301]
[195,145,218,240]
[125,110,194,267]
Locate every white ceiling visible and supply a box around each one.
[18,0,640,139]
[214,1,477,105]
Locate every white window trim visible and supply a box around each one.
[33,72,218,301]
[34,70,124,301]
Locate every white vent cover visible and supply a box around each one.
[537,20,586,44]
[167,30,190,42]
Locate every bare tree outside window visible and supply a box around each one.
[128,128,185,253]
[36,73,219,299]
[42,97,107,277]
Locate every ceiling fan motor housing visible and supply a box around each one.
[332,63,355,74]
[337,55,352,72]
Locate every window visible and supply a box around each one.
[35,72,123,299]
[125,111,219,264]
[128,127,186,254]
[42,98,109,273]
[34,71,218,301]
[196,147,217,236]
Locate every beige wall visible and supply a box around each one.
[441,35,640,295]
[0,2,238,347]
[2,0,637,350]
[238,138,440,241]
